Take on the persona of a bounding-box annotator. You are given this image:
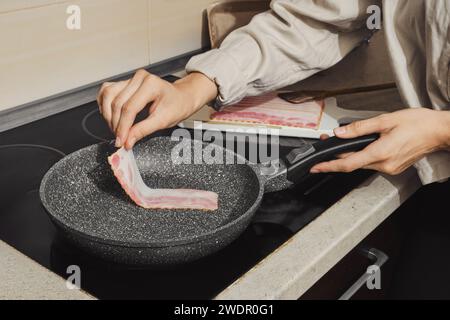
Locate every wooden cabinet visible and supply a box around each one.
[301,197,412,300]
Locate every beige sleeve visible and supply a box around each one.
[186,0,380,108]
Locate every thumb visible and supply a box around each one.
[125,116,165,149]
[334,116,386,139]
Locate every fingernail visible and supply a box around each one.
[334,126,347,136]
[128,137,136,149]
[310,167,320,174]
[115,137,122,148]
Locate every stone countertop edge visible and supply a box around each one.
[215,168,422,300]
[0,240,94,300]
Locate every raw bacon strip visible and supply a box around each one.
[211,93,324,129]
[108,148,218,211]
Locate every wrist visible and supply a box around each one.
[441,111,450,151]
[174,72,218,113]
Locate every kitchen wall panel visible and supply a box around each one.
[148,0,264,63]
[148,0,216,63]
[0,0,149,111]
[0,1,67,14]
[1,0,266,112]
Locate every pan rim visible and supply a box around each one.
[39,140,266,248]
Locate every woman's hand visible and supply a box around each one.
[97,70,218,149]
[311,108,450,175]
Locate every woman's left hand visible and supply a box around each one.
[311,108,450,175]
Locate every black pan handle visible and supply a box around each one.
[285,134,379,184]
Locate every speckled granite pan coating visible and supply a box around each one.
[39,136,289,265]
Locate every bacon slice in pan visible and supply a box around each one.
[211,93,324,129]
[108,147,218,211]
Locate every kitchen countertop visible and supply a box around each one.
[0,240,93,300]
[0,169,421,300]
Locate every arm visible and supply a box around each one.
[187,0,380,108]
[99,0,380,149]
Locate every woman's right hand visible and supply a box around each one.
[97,70,218,150]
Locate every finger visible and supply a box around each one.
[310,150,374,173]
[99,82,127,130]
[336,152,355,159]
[362,162,384,172]
[116,76,161,147]
[115,72,147,106]
[363,159,411,176]
[334,115,389,139]
[97,82,113,114]
[110,80,139,134]
[125,114,166,150]
[110,70,149,134]
[320,134,330,141]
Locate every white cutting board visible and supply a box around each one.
[178,98,383,139]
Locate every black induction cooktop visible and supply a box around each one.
[0,77,371,299]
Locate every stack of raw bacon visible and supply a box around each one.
[210,93,324,129]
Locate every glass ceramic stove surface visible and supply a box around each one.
[0,87,371,299]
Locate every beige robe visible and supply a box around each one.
[186,0,450,185]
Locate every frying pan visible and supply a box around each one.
[39,134,377,266]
